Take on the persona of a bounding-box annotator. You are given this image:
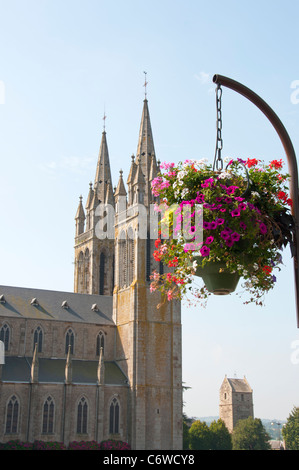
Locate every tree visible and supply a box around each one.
[209,419,232,450]
[183,420,190,450]
[282,406,299,450]
[232,416,271,450]
[189,420,211,450]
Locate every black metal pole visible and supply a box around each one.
[213,74,299,328]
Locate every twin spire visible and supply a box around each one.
[75,96,159,235]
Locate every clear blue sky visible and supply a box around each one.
[0,0,299,421]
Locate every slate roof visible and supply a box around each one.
[227,378,252,393]
[1,356,127,385]
[0,285,114,325]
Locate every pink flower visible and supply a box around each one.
[203,221,211,229]
[167,290,174,300]
[225,238,234,247]
[259,222,267,234]
[205,236,214,244]
[240,221,247,230]
[201,178,214,188]
[200,245,210,257]
[221,230,231,240]
[160,161,175,170]
[226,185,238,195]
[231,208,241,217]
[231,232,240,242]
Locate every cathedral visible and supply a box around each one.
[0,96,183,450]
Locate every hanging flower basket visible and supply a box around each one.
[150,157,295,307]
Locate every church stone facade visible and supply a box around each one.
[0,98,183,449]
[219,375,254,433]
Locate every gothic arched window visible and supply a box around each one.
[65,328,74,355]
[78,251,84,292]
[96,331,105,356]
[33,326,43,353]
[99,252,106,295]
[84,249,90,293]
[5,395,19,434]
[77,397,88,434]
[119,231,127,288]
[109,397,120,434]
[42,396,55,434]
[127,227,135,286]
[0,323,10,351]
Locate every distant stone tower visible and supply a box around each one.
[219,375,254,433]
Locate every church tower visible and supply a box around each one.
[73,93,183,450]
[74,128,115,296]
[219,375,254,433]
[113,97,182,450]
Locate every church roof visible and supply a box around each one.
[2,356,127,385]
[0,285,113,325]
[226,377,252,393]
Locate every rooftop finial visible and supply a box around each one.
[103,108,107,132]
[143,71,148,99]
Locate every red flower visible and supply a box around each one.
[277,191,292,206]
[168,257,178,267]
[269,159,283,170]
[155,239,161,248]
[246,158,259,168]
[153,250,162,261]
[263,265,272,275]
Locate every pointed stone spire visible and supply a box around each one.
[31,343,39,383]
[75,196,85,236]
[97,347,105,385]
[133,157,146,186]
[85,182,94,210]
[105,179,115,207]
[127,154,137,186]
[133,158,146,205]
[94,131,113,204]
[136,99,157,206]
[136,99,156,181]
[65,344,72,384]
[127,155,137,206]
[114,170,127,200]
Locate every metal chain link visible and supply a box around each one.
[213,84,224,171]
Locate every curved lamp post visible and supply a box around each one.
[213,74,299,328]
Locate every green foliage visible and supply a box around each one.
[232,416,271,450]
[189,420,211,450]
[209,419,232,450]
[188,418,232,450]
[0,440,33,450]
[182,419,190,450]
[282,406,299,450]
